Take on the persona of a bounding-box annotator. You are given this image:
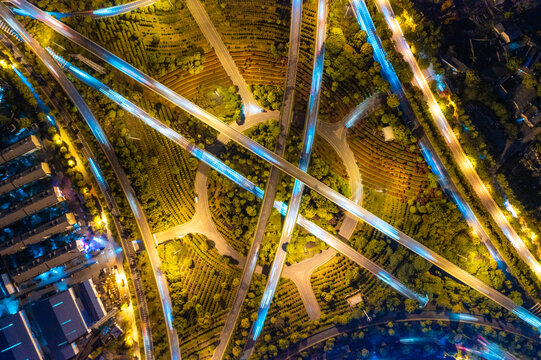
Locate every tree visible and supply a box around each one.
[387,94,400,108]
[352,30,367,51]
[405,299,417,313]
[522,73,537,89]
[151,33,160,46]
[240,318,250,329]
[326,27,346,56]
[19,117,31,129]
[232,346,242,357]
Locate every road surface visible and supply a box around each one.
[242,2,327,357]
[319,93,384,238]
[0,9,180,359]
[16,0,541,333]
[374,0,541,278]
[184,0,259,112]
[10,0,157,19]
[282,249,336,320]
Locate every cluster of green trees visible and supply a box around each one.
[147,51,205,77]
[197,85,242,124]
[375,98,418,145]
[324,26,387,94]
[47,126,102,224]
[159,236,238,335]
[101,106,172,230]
[270,41,288,59]
[249,84,284,110]
[391,0,443,70]
[461,70,515,137]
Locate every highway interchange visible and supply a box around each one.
[44,36,427,353]
[1,0,541,358]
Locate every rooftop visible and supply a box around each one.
[0,311,44,360]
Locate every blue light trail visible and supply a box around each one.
[30,7,541,330]
[88,157,107,189]
[451,313,478,322]
[11,0,156,19]
[46,49,427,317]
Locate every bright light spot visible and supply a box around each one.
[243,103,263,116]
[125,336,134,347]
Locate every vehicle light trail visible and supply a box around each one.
[47,48,427,298]
[16,0,541,333]
[0,7,179,358]
[245,0,328,350]
[10,0,157,19]
[48,48,426,308]
[374,0,541,280]
[348,0,504,264]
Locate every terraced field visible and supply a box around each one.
[201,0,289,84]
[125,105,197,231]
[347,114,435,201]
[160,234,242,358]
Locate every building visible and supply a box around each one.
[522,144,541,177]
[78,279,106,323]
[0,213,76,256]
[493,23,522,44]
[0,135,42,165]
[0,311,44,360]
[441,56,470,74]
[0,273,16,299]
[0,188,63,228]
[11,242,82,285]
[382,126,395,141]
[31,288,89,359]
[520,104,541,128]
[0,162,51,196]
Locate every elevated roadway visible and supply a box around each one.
[10,0,157,19]
[348,0,504,264]
[14,0,541,334]
[46,48,427,323]
[276,310,541,360]
[213,0,303,357]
